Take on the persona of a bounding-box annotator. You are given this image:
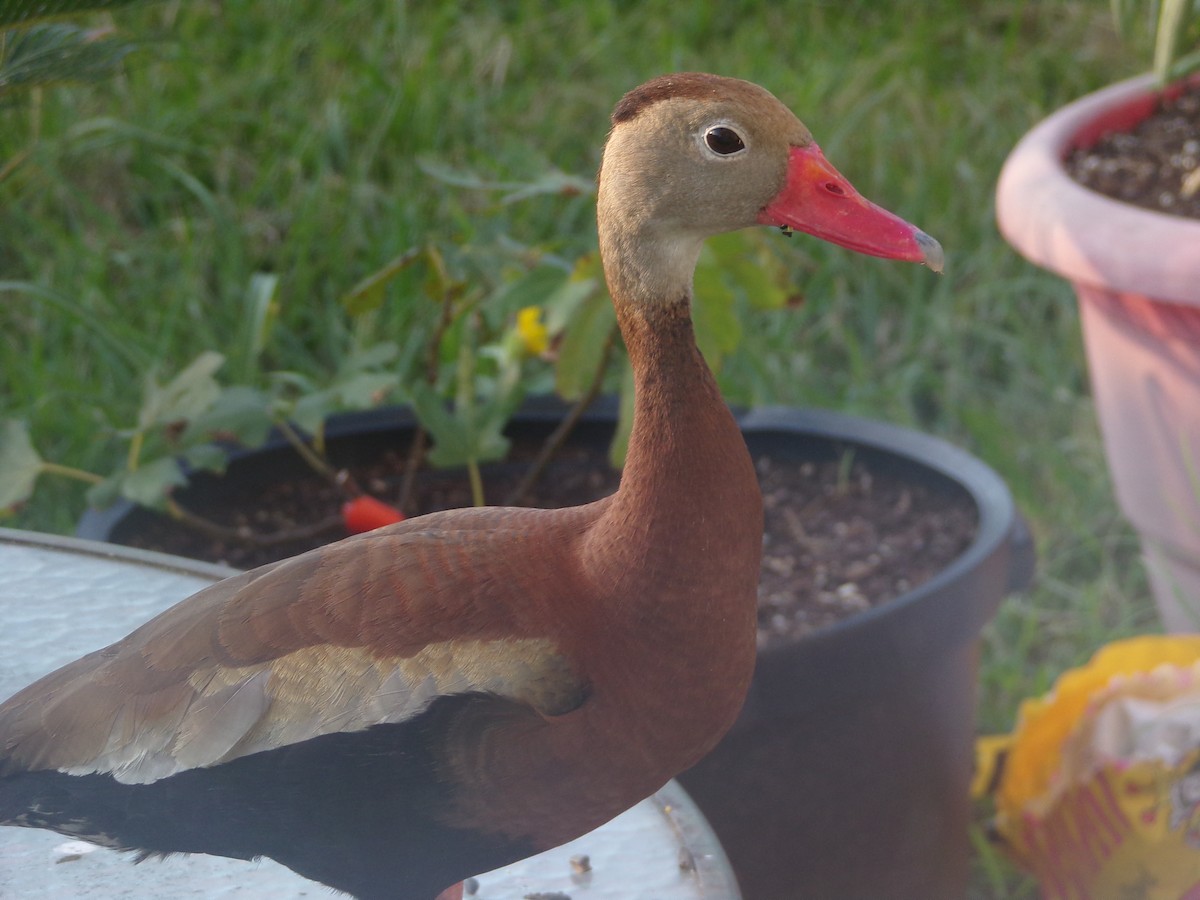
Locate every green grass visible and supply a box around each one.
[0,1,1165,896]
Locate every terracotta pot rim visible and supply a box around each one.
[995,72,1200,305]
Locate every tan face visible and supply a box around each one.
[599,78,814,240]
[598,74,942,293]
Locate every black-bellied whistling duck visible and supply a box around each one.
[0,73,941,900]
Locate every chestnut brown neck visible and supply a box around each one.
[616,298,741,506]
[582,284,763,623]
[570,286,763,781]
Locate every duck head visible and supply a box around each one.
[597,73,942,307]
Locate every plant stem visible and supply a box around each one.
[399,264,458,512]
[39,462,104,485]
[126,430,143,472]
[502,325,618,506]
[467,458,484,507]
[397,426,427,511]
[164,497,343,547]
[274,418,354,494]
[835,449,856,495]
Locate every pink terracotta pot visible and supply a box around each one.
[996,73,1200,631]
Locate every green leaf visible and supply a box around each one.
[705,231,790,311]
[555,288,616,400]
[0,1,150,29]
[478,356,525,442]
[267,369,319,397]
[341,249,421,317]
[85,472,121,510]
[182,385,273,448]
[343,341,400,373]
[416,160,594,204]
[271,343,401,432]
[693,251,740,372]
[0,24,136,96]
[542,255,600,336]
[408,381,510,470]
[290,388,340,434]
[137,351,224,431]
[241,272,279,371]
[416,158,505,191]
[421,244,465,306]
[409,381,471,467]
[1171,46,1200,81]
[609,359,635,470]
[489,264,571,321]
[334,371,401,409]
[183,443,230,474]
[119,456,186,508]
[497,169,595,206]
[450,417,510,469]
[0,419,43,511]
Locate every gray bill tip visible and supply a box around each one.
[915,230,945,274]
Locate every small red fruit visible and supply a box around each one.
[341,496,405,534]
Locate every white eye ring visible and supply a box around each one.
[700,123,748,157]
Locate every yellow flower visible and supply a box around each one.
[516,306,549,356]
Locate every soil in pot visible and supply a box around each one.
[1066,80,1200,219]
[114,434,977,644]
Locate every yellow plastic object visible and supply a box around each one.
[979,636,1200,899]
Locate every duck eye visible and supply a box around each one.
[704,126,745,156]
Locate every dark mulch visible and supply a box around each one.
[119,440,977,648]
[1066,80,1200,219]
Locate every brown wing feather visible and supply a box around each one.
[0,503,602,783]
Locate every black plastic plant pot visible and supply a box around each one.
[678,406,1033,900]
[76,396,625,550]
[77,399,1032,900]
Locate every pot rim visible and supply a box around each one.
[995,72,1200,305]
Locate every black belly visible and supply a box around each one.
[0,695,537,900]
